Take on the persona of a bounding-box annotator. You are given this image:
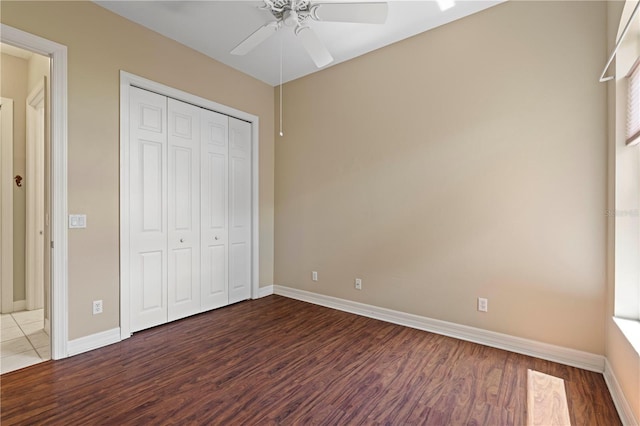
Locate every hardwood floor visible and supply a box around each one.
[0,295,620,425]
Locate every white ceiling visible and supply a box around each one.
[95,1,503,86]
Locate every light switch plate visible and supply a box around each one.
[69,214,87,229]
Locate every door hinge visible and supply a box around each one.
[50,241,54,249]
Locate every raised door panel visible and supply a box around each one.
[200,109,229,310]
[167,98,201,322]
[130,87,168,332]
[228,117,251,304]
[139,251,164,310]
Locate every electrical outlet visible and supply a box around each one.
[312,271,318,281]
[93,300,103,315]
[478,297,488,312]
[355,278,362,290]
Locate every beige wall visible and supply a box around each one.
[1,52,27,302]
[275,1,607,354]
[1,1,275,340]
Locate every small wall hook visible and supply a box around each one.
[14,175,23,187]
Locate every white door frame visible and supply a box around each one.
[119,71,260,339]
[2,24,69,360]
[1,97,14,314]
[26,81,46,311]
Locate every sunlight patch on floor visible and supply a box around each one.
[527,369,571,426]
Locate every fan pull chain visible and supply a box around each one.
[279,32,284,137]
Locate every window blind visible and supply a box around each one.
[627,61,640,146]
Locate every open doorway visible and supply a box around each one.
[0,43,51,373]
[1,24,68,363]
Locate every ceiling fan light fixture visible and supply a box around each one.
[283,9,299,26]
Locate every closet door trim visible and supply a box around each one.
[119,71,260,340]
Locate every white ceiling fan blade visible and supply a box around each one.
[296,26,334,68]
[231,22,279,56]
[311,2,388,24]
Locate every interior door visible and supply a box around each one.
[26,81,46,311]
[200,109,229,310]
[130,87,168,332]
[228,117,252,304]
[167,98,201,321]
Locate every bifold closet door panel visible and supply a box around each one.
[167,98,201,322]
[200,109,229,311]
[129,87,169,332]
[128,84,254,332]
[228,117,252,304]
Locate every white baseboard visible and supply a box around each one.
[273,285,605,373]
[13,300,25,311]
[604,358,638,426]
[67,328,121,357]
[68,286,274,356]
[257,285,274,298]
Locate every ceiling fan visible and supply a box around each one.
[231,0,388,68]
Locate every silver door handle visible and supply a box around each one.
[180,238,184,243]
[214,236,218,240]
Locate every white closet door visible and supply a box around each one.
[228,117,252,304]
[130,87,168,332]
[167,98,201,321]
[200,109,229,310]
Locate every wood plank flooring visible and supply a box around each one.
[0,295,620,425]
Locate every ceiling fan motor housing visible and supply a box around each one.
[264,0,312,27]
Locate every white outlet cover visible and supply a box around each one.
[478,298,488,312]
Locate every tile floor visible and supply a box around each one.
[1,309,50,374]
